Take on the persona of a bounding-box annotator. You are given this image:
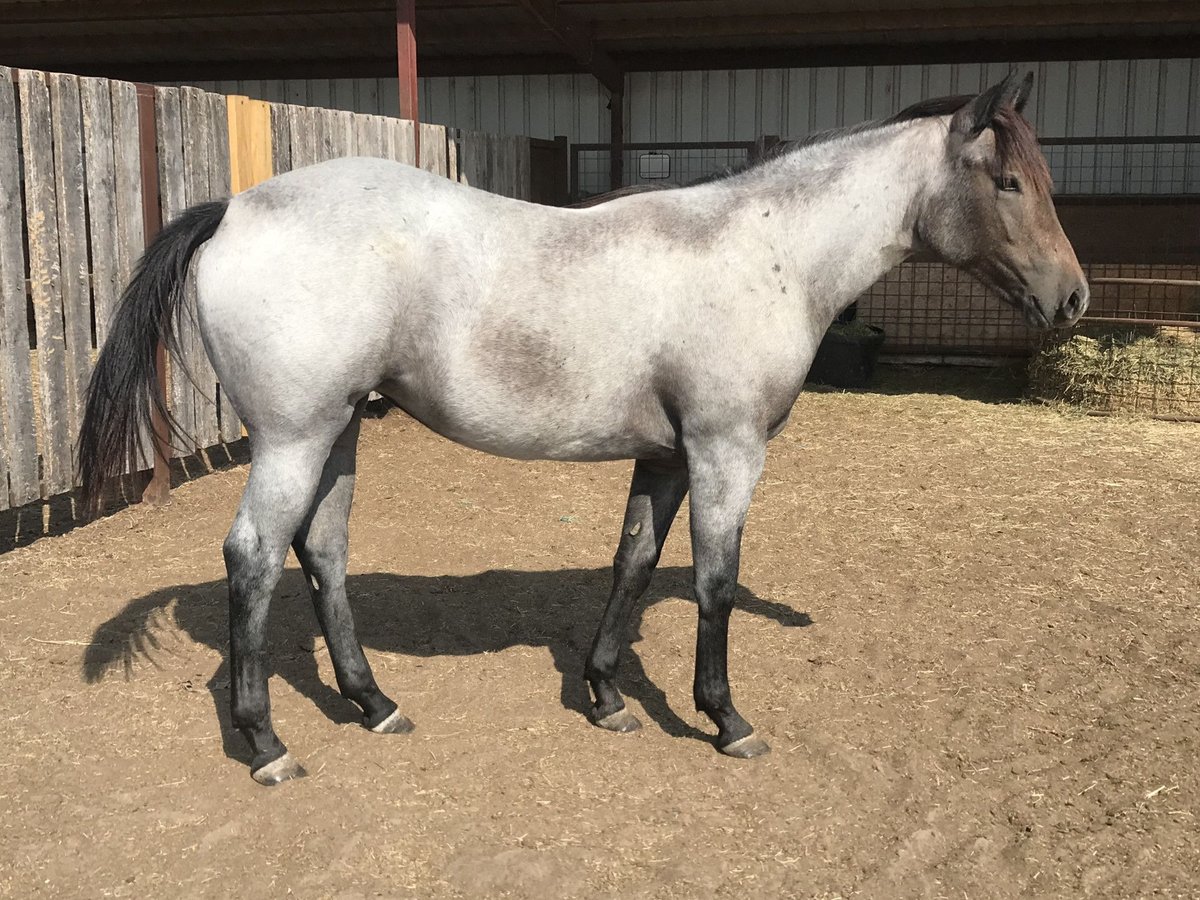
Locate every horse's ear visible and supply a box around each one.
[951,71,1028,137]
[1013,71,1034,113]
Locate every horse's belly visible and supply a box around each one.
[378,376,677,463]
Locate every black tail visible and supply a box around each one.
[78,200,229,511]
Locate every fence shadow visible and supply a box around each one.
[0,440,252,555]
[81,566,812,760]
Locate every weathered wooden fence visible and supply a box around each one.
[0,65,545,511]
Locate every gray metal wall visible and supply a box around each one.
[181,58,1200,142]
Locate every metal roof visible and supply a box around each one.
[1,1,1197,83]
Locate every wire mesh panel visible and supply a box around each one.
[1042,137,1200,196]
[571,141,755,201]
[858,263,1038,356]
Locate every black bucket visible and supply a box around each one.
[806,324,886,389]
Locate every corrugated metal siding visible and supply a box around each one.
[179,57,1199,143]
[626,60,1200,142]
[178,74,610,142]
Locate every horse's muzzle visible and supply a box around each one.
[1054,284,1090,327]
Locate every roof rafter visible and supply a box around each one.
[512,0,623,94]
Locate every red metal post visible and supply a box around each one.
[396,0,419,164]
[135,83,170,507]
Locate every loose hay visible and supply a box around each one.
[1028,326,1200,417]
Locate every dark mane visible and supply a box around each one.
[890,94,1052,193]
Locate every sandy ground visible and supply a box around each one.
[1,371,1198,899]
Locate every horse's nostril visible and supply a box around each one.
[1053,289,1089,326]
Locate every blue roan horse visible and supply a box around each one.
[79,72,1087,784]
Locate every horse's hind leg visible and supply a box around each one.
[292,403,411,735]
[224,417,352,785]
[586,459,688,732]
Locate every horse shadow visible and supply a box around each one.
[81,566,811,763]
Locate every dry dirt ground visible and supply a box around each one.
[2,372,1198,899]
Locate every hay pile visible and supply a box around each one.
[1028,327,1200,417]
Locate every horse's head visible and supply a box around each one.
[917,72,1088,329]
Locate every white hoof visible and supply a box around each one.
[369,709,415,734]
[251,752,307,785]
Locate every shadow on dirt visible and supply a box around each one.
[807,361,1029,404]
[82,566,811,762]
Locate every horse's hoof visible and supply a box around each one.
[718,733,771,759]
[369,709,415,735]
[251,752,308,786]
[593,707,642,733]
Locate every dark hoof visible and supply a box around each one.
[718,733,771,759]
[251,752,308,786]
[592,707,642,733]
[369,709,415,735]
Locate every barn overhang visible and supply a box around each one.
[1,1,1197,84]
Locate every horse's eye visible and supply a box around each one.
[995,174,1021,193]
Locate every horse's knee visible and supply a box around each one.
[612,531,658,591]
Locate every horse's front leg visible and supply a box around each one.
[685,432,771,758]
[586,458,688,732]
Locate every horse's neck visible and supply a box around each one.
[749,122,940,324]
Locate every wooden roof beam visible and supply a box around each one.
[596,2,1200,41]
[512,0,623,94]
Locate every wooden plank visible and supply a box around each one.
[318,107,336,162]
[270,102,292,174]
[519,135,532,200]
[20,68,72,496]
[80,77,119,351]
[297,105,316,165]
[154,86,193,456]
[0,66,38,508]
[400,118,417,166]
[419,122,448,177]
[354,113,377,159]
[111,83,152,474]
[49,72,92,455]
[181,86,219,451]
[337,108,356,157]
[210,92,241,442]
[485,132,501,195]
[287,104,309,169]
[112,79,151,473]
[111,81,146,302]
[226,95,273,194]
[209,92,233,200]
[371,115,388,159]
[458,129,485,189]
[446,127,459,182]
